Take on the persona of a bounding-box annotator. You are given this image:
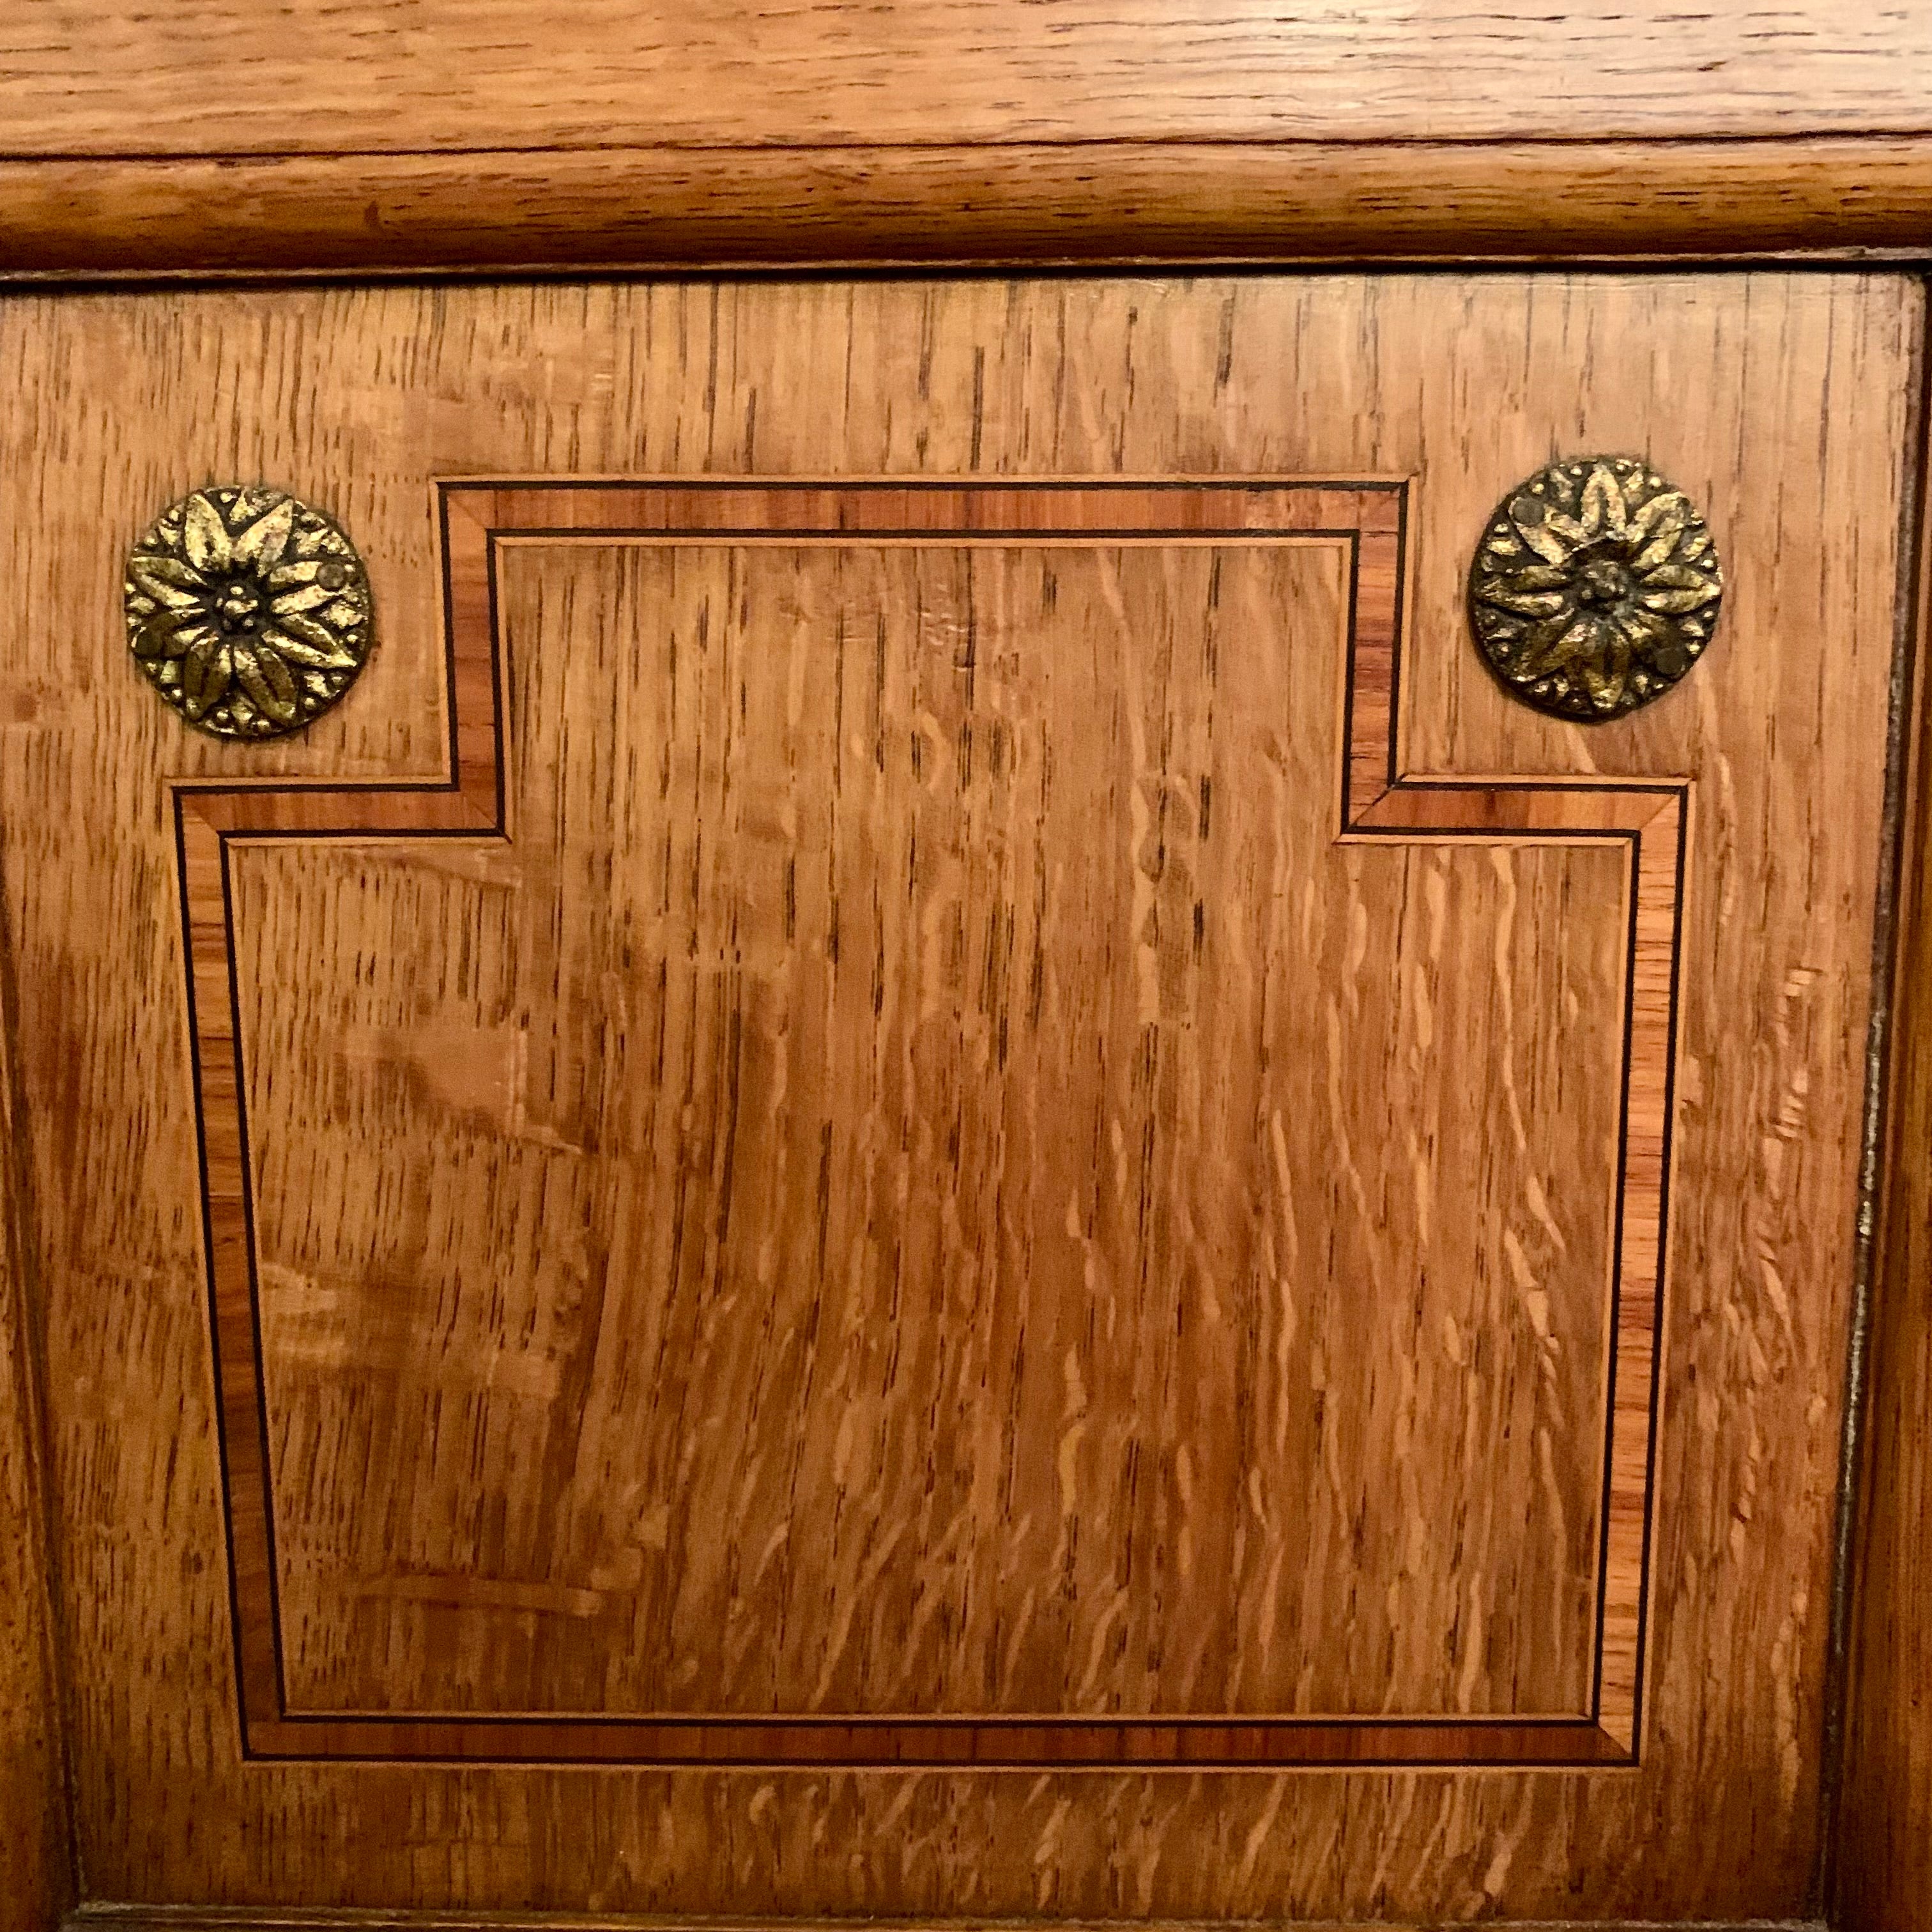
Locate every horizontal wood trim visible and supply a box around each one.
[2,137,1931,277]
[61,1915,1832,1932]
[6,0,1931,155]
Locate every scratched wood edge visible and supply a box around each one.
[1,138,1931,277]
[56,1912,1832,1932]
[1834,288,1932,1929]
[0,719,77,1923]
[174,481,1679,1772]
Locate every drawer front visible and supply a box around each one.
[0,272,1915,1919]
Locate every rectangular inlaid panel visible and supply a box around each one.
[218,495,1637,1767]
[0,276,1913,1917]
[162,482,1673,1768]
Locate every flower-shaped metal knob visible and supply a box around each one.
[125,486,372,739]
[1468,456,1722,721]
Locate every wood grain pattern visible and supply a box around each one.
[4,1,1931,153]
[47,1915,1834,1932]
[1839,323,1932,1932]
[0,274,1912,1920]
[54,1913,1830,1932]
[4,138,1932,279]
[174,482,1670,1769]
[0,906,72,1932]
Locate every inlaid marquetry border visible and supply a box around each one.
[174,479,1683,1769]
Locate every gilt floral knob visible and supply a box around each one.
[1468,456,1722,721]
[125,486,372,739]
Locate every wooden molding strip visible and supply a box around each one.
[61,1913,1829,1932]
[2,136,1931,277]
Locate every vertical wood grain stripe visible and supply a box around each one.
[174,479,1682,1768]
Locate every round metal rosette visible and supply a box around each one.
[1468,456,1722,722]
[125,485,372,739]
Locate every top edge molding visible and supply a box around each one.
[1,137,1930,279]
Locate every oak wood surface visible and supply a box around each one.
[1839,319,1932,1932]
[0,921,72,1930]
[47,1915,1836,1932]
[174,481,1662,1770]
[6,5,1932,275]
[7,138,1932,280]
[4,2,1931,153]
[52,1915,1831,1932]
[0,273,1912,1920]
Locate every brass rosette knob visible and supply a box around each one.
[125,485,372,739]
[1468,456,1722,721]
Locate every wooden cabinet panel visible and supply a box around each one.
[0,272,1915,1920]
